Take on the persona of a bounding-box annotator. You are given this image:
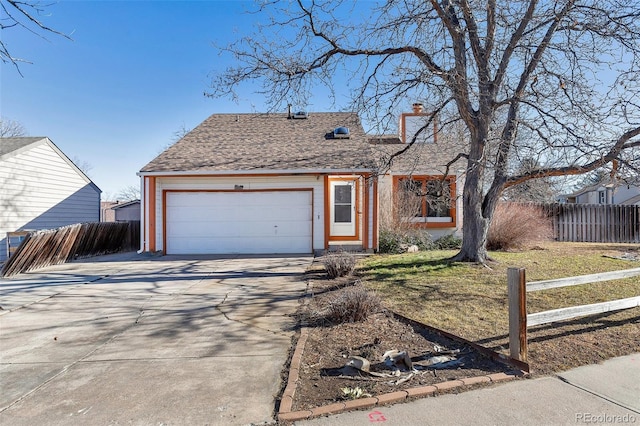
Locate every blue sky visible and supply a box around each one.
[2,0,337,198]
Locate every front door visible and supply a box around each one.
[330,180,357,237]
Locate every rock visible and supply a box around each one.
[345,356,371,372]
[407,245,419,253]
[382,350,413,371]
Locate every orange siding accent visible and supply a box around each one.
[148,176,157,252]
[372,178,378,250]
[142,178,147,252]
[363,176,369,250]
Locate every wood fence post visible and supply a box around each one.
[508,268,528,363]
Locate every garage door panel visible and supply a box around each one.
[166,191,312,254]
[167,218,312,238]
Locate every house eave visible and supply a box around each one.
[137,168,374,177]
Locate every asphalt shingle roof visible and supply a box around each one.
[141,112,377,173]
[0,137,46,158]
[369,136,468,175]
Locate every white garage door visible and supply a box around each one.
[165,191,312,254]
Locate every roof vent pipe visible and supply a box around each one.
[288,104,292,119]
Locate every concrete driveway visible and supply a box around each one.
[0,252,312,425]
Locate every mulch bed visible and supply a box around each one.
[286,275,522,413]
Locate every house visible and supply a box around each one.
[0,137,101,263]
[565,179,640,205]
[101,200,141,222]
[372,103,466,239]
[112,199,141,222]
[138,112,378,255]
[100,201,118,222]
[138,108,465,255]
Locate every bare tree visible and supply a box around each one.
[172,123,191,142]
[71,156,93,177]
[1,0,71,73]
[210,0,640,263]
[157,123,192,154]
[0,117,27,137]
[116,185,140,202]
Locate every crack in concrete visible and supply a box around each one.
[214,287,293,337]
[0,275,108,316]
[556,375,640,414]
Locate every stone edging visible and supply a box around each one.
[277,326,523,422]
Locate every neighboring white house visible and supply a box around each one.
[565,179,640,205]
[0,137,101,263]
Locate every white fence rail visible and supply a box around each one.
[507,267,640,364]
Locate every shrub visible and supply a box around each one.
[322,283,382,324]
[431,234,462,250]
[487,202,553,251]
[322,251,357,278]
[378,229,403,254]
[378,187,434,253]
[378,228,433,254]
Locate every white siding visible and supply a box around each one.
[0,142,100,263]
[614,185,640,205]
[151,176,325,252]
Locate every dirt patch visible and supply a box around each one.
[289,276,519,412]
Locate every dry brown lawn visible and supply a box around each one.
[359,242,640,374]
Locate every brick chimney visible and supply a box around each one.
[400,102,438,144]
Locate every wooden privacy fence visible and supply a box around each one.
[1,221,140,278]
[538,203,640,243]
[508,267,640,366]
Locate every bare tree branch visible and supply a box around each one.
[1,0,71,74]
[0,117,27,137]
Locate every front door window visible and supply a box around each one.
[330,180,357,237]
[334,184,352,223]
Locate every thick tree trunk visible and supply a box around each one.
[452,176,491,263]
[451,130,499,264]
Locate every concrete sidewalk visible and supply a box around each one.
[296,353,640,425]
